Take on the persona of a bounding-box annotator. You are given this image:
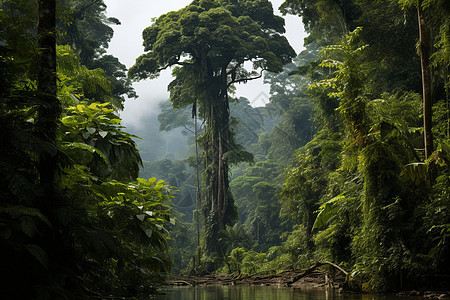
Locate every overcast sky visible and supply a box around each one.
[104,0,306,128]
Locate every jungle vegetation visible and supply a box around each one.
[132,0,450,293]
[1,0,172,298]
[0,0,449,298]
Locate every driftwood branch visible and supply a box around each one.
[287,262,321,285]
[213,271,272,285]
[166,280,194,286]
[288,261,348,285]
[322,260,348,276]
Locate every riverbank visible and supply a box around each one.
[166,272,450,299]
[167,269,340,289]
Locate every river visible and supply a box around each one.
[150,286,412,300]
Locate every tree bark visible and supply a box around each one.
[194,105,202,272]
[201,60,235,261]
[203,94,232,256]
[217,131,224,231]
[37,0,60,201]
[417,0,433,159]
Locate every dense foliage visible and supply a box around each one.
[135,0,450,293]
[215,0,449,292]
[0,1,172,298]
[2,0,449,296]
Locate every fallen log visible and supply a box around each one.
[169,262,348,288]
[288,261,348,285]
[223,270,278,282]
[166,280,194,286]
[322,260,349,276]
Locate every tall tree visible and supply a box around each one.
[37,0,60,203]
[417,0,433,158]
[280,0,361,45]
[130,0,295,265]
[62,0,116,66]
[61,0,136,108]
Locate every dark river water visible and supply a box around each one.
[150,286,412,300]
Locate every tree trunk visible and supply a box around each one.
[417,0,433,159]
[194,106,202,271]
[217,130,224,231]
[37,0,59,198]
[35,0,64,289]
[201,62,236,263]
[202,94,232,256]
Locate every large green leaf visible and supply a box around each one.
[312,195,346,230]
[26,244,48,268]
[60,142,110,165]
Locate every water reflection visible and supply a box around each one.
[151,286,411,300]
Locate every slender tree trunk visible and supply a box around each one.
[417,0,433,159]
[202,100,218,262]
[37,0,60,197]
[194,106,202,271]
[217,131,224,231]
[446,72,449,139]
[36,0,63,287]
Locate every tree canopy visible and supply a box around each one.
[129,0,294,84]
